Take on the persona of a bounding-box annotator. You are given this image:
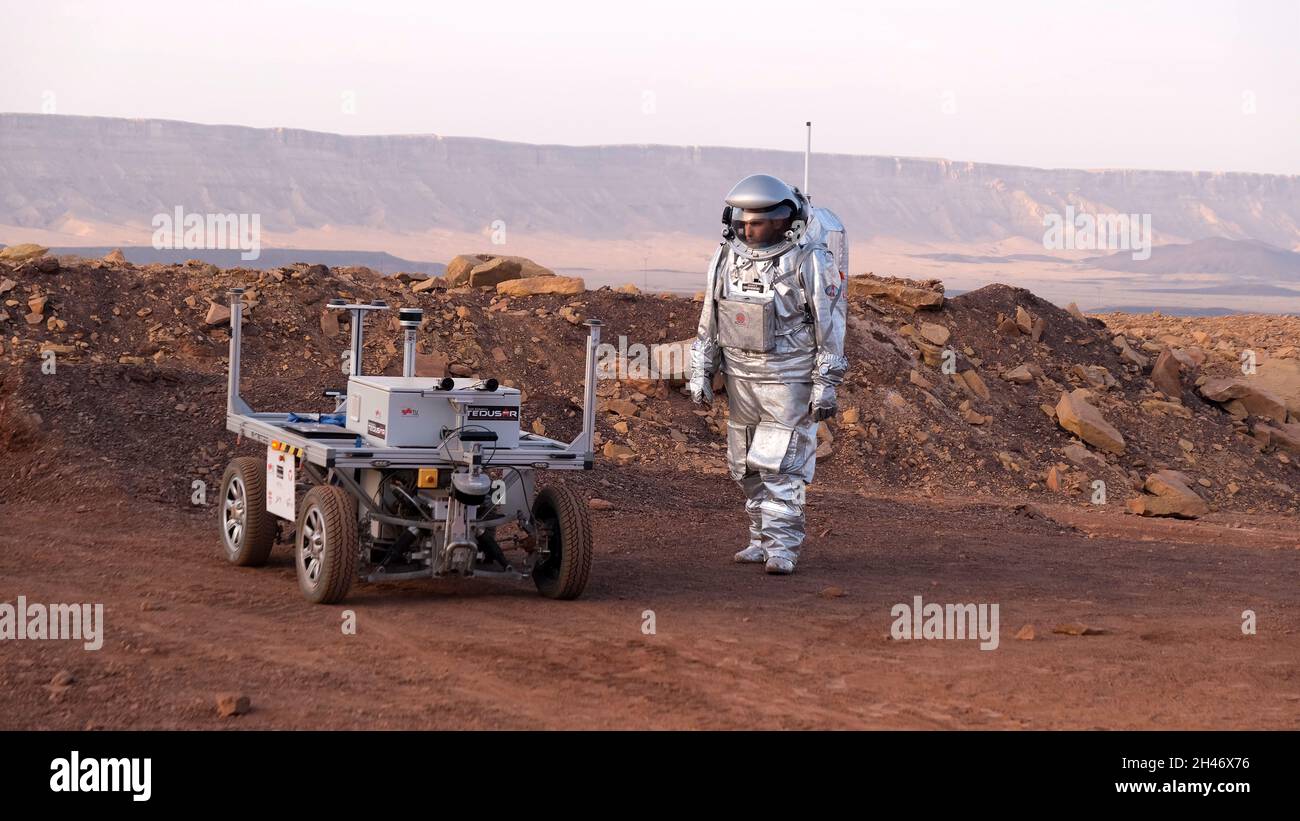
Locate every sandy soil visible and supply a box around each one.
[2,468,1295,730]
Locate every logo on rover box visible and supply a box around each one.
[466,406,519,421]
[399,407,418,417]
[734,312,746,324]
[367,420,387,438]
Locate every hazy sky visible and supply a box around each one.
[3,0,1297,174]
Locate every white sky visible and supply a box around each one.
[3,0,1297,174]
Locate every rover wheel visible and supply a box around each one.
[531,484,593,600]
[295,485,359,604]
[219,456,277,567]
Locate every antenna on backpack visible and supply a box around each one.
[803,121,812,200]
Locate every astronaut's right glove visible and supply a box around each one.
[689,374,714,405]
[809,382,837,422]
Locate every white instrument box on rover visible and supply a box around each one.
[345,375,522,448]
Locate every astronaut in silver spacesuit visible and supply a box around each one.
[689,174,848,575]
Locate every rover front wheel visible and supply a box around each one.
[531,484,593,600]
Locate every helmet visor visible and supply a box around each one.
[730,203,794,248]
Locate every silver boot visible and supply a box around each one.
[734,476,766,563]
[765,555,796,574]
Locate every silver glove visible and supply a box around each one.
[689,374,714,405]
[809,382,837,422]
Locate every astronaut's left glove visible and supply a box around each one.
[809,382,837,422]
[689,373,714,405]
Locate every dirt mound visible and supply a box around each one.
[0,257,1296,518]
[823,281,1297,513]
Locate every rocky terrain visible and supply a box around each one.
[1,243,1297,520]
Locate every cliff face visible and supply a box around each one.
[2,113,1299,249]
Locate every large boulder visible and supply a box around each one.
[502,256,556,279]
[1199,377,1287,422]
[496,275,585,297]
[846,274,944,310]
[1126,470,1208,519]
[1055,389,1125,454]
[446,253,554,286]
[1172,346,1207,369]
[1250,359,1300,420]
[919,322,950,346]
[468,257,522,287]
[901,328,937,362]
[1253,421,1300,454]
[1150,349,1184,398]
[1014,306,1034,335]
[444,254,495,286]
[898,324,944,366]
[204,301,231,326]
[411,276,447,293]
[0,243,49,262]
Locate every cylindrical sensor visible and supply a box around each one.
[399,308,423,378]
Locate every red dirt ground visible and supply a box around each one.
[2,471,1296,730]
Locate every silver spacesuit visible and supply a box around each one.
[689,174,848,574]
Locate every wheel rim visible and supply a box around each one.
[299,507,326,587]
[223,476,246,554]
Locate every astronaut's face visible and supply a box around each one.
[734,208,792,248]
[742,217,784,246]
